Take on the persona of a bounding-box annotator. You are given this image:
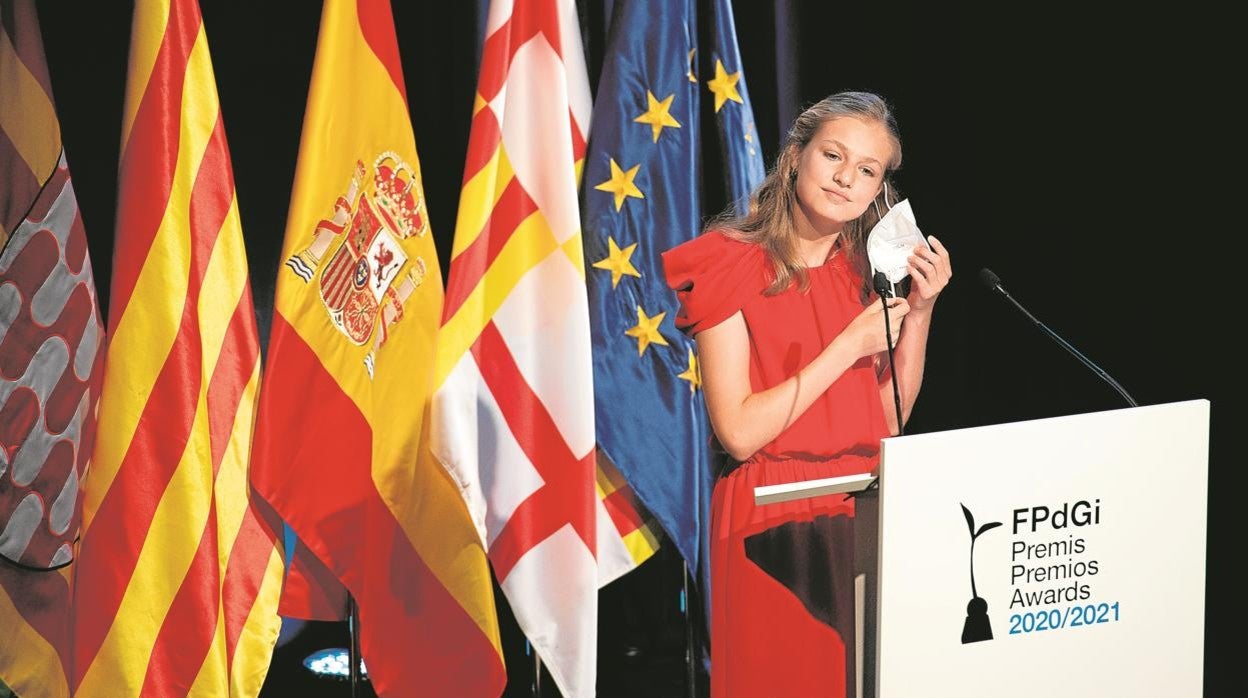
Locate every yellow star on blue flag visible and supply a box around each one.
[625,306,669,356]
[594,158,645,211]
[592,236,641,288]
[677,348,701,391]
[635,90,682,142]
[706,59,743,112]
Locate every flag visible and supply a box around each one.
[0,2,105,695]
[595,451,661,572]
[248,0,506,695]
[70,0,282,693]
[581,0,766,619]
[706,0,766,213]
[431,0,640,694]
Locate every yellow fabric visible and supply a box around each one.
[0,579,69,698]
[0,24,60,186]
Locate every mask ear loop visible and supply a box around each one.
[870,180,898,297]
[872,180,894,219]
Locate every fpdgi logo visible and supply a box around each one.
[960,504,1001,644]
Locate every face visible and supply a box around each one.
[792,116,894,235]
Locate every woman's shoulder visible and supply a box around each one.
[661,229,767,275]
[661,229,771,334]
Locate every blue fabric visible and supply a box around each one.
[581,0,765,613]
[708,0,767,213]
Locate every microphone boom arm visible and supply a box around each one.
[982,269,1139,408]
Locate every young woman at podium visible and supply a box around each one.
[663,91,951,697]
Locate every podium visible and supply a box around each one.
[755,400,1209,698]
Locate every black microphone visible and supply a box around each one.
[978,268,1138,407]
[874,272,906,436]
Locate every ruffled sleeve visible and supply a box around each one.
[661,230,769,335]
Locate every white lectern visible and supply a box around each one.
[755,400,1209,698]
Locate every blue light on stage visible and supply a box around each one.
[303,648,367,679]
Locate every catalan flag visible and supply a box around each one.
[431,0,649,694]
[249,0,505,695]
[1,2,105,695]
[70,0,282,694]
[581,0,766,622]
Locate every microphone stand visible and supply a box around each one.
[980,268,1138,408]
[875,273,905,437]
[848,273,907,501]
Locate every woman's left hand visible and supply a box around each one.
[907,234,952,314]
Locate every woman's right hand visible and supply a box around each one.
[844,297,910,357]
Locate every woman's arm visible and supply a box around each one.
[877,234,952,432]
[699,297,910,462]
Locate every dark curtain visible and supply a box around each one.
[36,1,1238,695]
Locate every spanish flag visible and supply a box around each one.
[249,0,506,695]
[1,2,105,695]
[70,0,282,694]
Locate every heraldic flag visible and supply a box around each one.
[249,0,506,695]
[69,0,284,694]
[431,0,651,694]
[0,1,105,695]
[581,0,766,618]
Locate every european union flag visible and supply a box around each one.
[581,0,765,606]
[707,0,766,212]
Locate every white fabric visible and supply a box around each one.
[867,198,930,285]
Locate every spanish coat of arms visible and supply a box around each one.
[284,152,428,377]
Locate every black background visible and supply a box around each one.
[34,0,1240,695]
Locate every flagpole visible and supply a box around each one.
[348,593,361,697]
[531,641,543,697]
[683,563,695,698]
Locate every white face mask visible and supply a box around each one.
[867,197,930,294]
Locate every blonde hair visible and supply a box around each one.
[710,91,903,296]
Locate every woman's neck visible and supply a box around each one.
[793,209,843,267]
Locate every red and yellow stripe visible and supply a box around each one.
[596,454,662,567]
[72,1,280,695]
[0,565,74,697]
[436,8,591,384]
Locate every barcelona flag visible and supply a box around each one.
[430,0,653,693]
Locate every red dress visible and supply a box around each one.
[662,231,890,698]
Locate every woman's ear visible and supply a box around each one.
[785,144,802,179]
